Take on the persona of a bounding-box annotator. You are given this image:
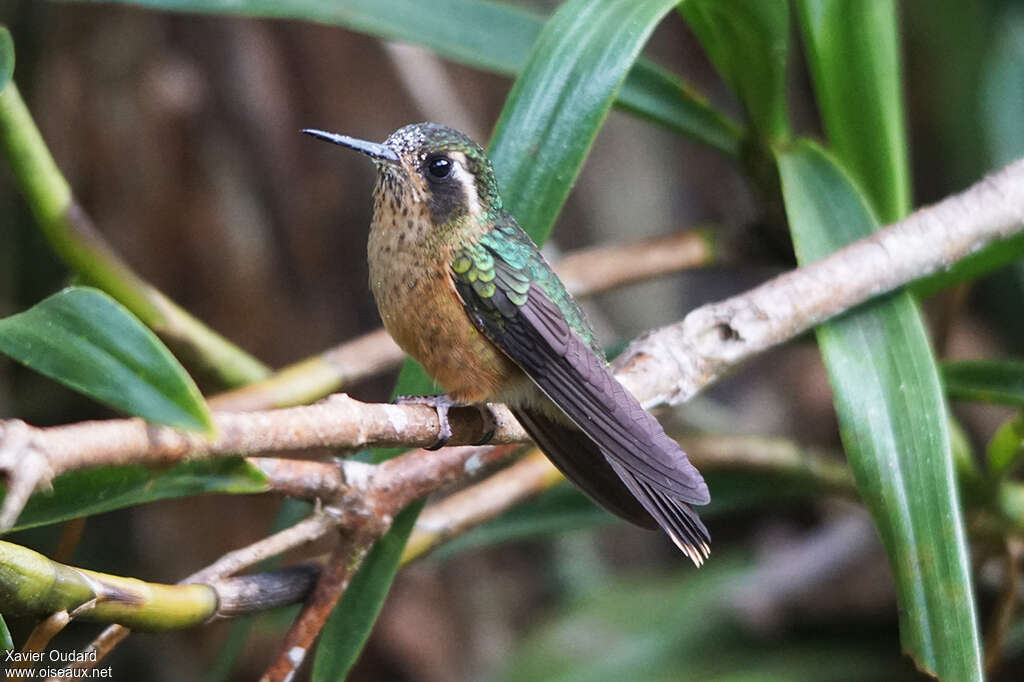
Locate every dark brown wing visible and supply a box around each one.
[511,406,657,529]
[453,251,710,562]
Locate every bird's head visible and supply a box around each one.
[304,122,501,228]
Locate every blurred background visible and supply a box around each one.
[1,0,1022,680]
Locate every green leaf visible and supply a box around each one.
[943,360,1024,406]
[488,0,683,241]
[912,232,1024,299]
[795,0,909,223]
[980,5,1024,167]
[0,287,213,432]
[986,414,1024,480]
[617,61,741,158]
[0,613,11,652]
[313,0,685,677]
[778,141,982,680]
[0,26,12,95]
[69,0,740,157]
[5,458,267,531]
[680,0,790,143]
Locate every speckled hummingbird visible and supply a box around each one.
[304,123,711,564]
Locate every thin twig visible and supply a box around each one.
[60,626,127,680]
[66,512,339,673]
[184,511,339,585]
[260,531,376,682]
[401,450,563,564]
[9,612,70,680]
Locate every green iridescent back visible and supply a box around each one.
[452,213,604,359]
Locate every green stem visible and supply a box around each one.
[0,540,217,631]
[0,82,269,387]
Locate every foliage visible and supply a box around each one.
[0,287,212,432]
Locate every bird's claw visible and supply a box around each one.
[471,404,497,446]
[396,394,455,450]
[395,396,497,449]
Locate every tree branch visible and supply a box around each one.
[613,157,1024,407]
[0,157,1021,534]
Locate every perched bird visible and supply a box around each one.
[304,123,711,564]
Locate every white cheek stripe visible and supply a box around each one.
[450,152,482,218]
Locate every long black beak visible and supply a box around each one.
[302,128,400,165]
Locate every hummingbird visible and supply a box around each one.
[304,123,711,564]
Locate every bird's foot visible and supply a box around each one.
[471,404,498,446]
[396,394,456,450]
[395,396,497,449]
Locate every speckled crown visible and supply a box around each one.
[385,123,485,164]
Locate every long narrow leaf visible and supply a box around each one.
[5,459,268,531]
[795,0,910,222]
[0,613,10,651]
[943,360,1024,407]
[980,4,1024,168]
[0,287,213,432]
[313,0,686,678]
[70,0,740,156]
[680,0,791,143]
[779,141,981,680]
[0,26,12,94]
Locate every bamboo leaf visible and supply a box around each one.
[0,613,10,652]
[981,5,1024,167]
[943,360,1024,407]
[0,26,12,94]
[68,0,741,156]
[986,414,1024,480]
[912,232,1024,299]
[313,0,685,678]
[0,287,213,432]
[680,0,790,142]
[4,458,268,531]
[778,141,982,680]
[795,0,910,222]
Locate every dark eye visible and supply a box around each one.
[426,155,453,180]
